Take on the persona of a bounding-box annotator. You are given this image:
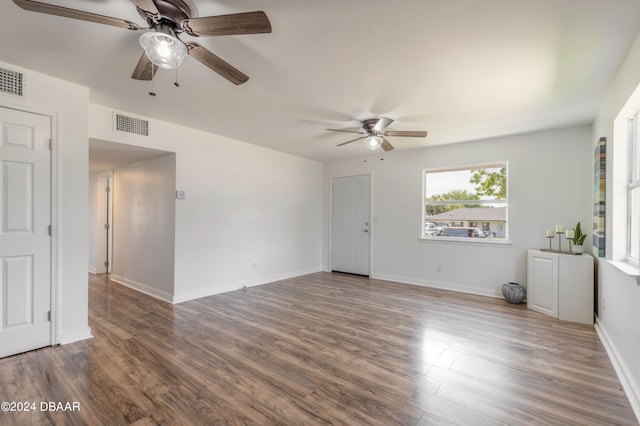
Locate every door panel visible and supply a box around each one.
[4,161,33,233]
[2,122,34,150]
[527,252,558,318]
[331,175,370,276]
[0,107,51,358]
[2,255,33,328]
[352,236,362,262]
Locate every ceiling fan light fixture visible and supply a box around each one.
[139,28,187,70]
[364,135,383,150]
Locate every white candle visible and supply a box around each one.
[565,229,575,239]
[546,229,555,237]
[555,225,564,233]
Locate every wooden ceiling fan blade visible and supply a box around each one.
[337,136,365,146]
[326,128,365,134]
[129,0,160,19]
[13,0,140,30]
[384,130,428,137]
[186,42,248,85]
[182,11,272,37]
[131,52,157,80]
[373,117,394,132]
[381,137,395,152]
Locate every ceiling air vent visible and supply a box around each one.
[0,67,24,97]
[114,113,149,136]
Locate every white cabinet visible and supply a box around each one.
[527,249,594,325]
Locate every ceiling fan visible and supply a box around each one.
[327,117,428,152]
[12,0,272,85]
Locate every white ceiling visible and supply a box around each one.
[2,0,640,162]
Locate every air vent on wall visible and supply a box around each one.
[0,67,24,97]
[114,113,149,136]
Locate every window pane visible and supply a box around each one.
[630,187,639,261]
[633,138,640,183]
[424,204,507,238]
[425,167,506,201]
[629,115,640,183]
[631,117,639,261]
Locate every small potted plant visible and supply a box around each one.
[572,222,587,253]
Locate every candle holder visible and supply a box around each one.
[544,228,556,251]
[565,229,575,254]
[557,231,563,252]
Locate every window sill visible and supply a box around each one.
[418,236,512,246]
[607,260,640,285]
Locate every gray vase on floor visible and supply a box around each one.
[502,282,526,304]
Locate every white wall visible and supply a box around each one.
[593,29,640,419]
[89,104,323,303]
[110,154,176,302]
[323,125,593,298]
[0,61,92,344]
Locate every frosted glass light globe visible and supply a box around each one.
[139,31,187,70]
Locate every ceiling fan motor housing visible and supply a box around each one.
[137,0,192,28]
[362,118,380,133]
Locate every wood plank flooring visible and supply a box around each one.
[0,272,637,425]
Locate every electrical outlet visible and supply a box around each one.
[436,264,442,273]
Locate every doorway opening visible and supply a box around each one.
[89,139,176,302]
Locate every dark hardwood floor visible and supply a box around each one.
[0,272,637,425]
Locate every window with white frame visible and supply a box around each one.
[422,162,508,240]
[627,116,639,264]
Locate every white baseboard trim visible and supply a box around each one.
[109,275,174,304]
[173,266,324,304]
[595,318,640,423]
[88,267,97,275]
[371,273,503,299]
[58,327,93,345]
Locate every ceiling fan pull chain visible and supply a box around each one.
[174,68,180,87]
[149,64,157,96]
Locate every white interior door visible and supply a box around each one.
[0,107,51,358]
[95,172,112,275]
[331,175,370,276]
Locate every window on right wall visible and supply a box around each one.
[422,162,508,241]
[612,88,640,277]
[627,115,639,265]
